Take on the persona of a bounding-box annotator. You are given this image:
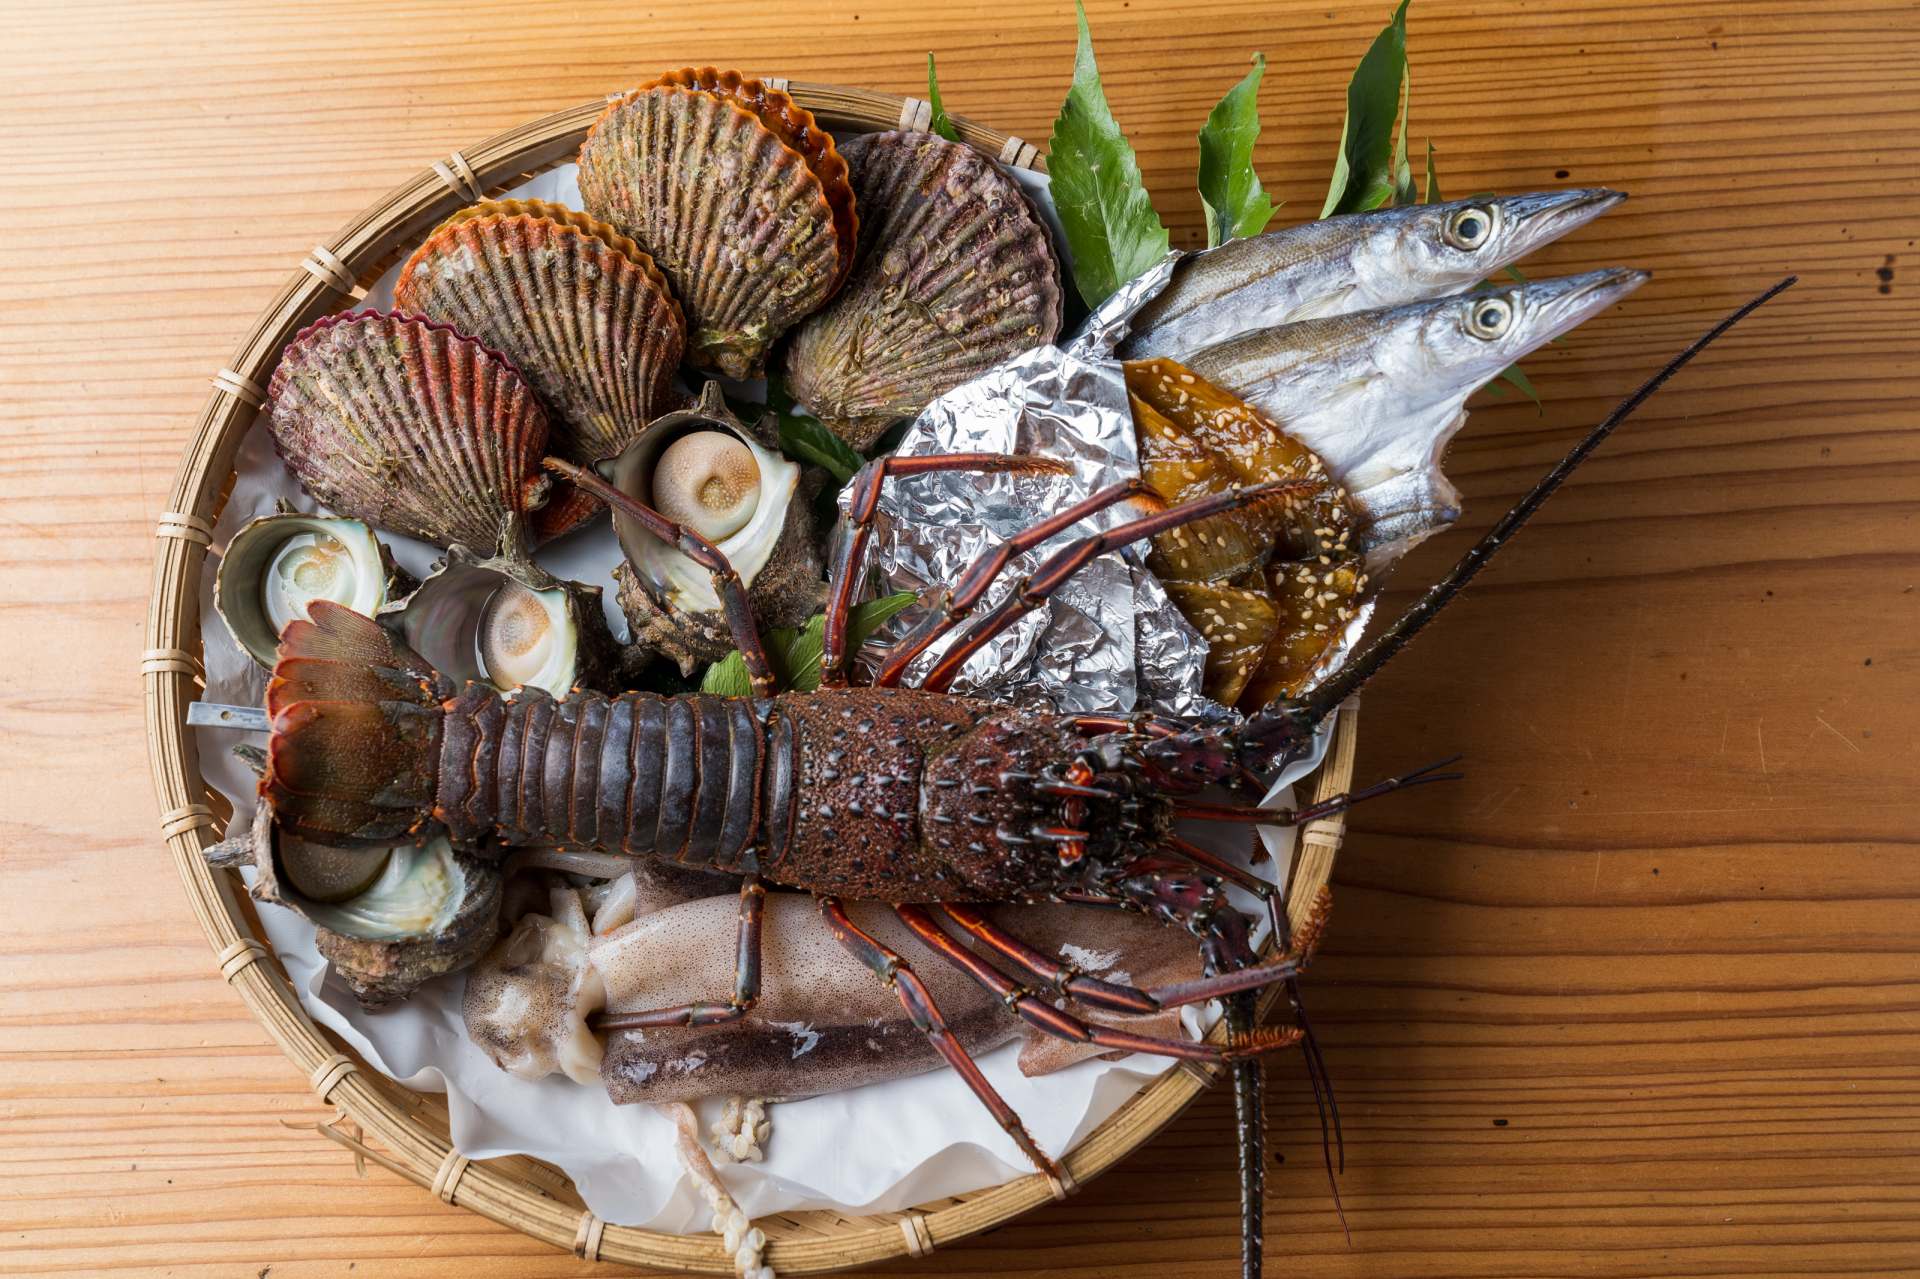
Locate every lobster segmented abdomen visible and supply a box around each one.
[439,685,771,872]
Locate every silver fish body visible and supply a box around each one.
[1184,268,1650,557]
[1118,189,1625,360]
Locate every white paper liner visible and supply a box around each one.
[195,158,1333,1231]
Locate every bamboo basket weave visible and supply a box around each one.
[141,81,1361,1274]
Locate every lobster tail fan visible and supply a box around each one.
[263,602,448,847]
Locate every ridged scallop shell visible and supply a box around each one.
[267,311,551,553]
[577,68,857,378]
[394,200,687,540]
[784,130,1063,449]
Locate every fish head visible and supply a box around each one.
[1385,267,1651,403]
[1348,190,1627,306]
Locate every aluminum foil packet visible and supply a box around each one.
[844,252,1381,730]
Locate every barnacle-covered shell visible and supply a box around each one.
[605,383,824,671]
[234,804,502,1008]
[394,200,687,540]
[577,68,857,378]
[1125,357,1367,708]
[784,130,1064,448]
[266,311,550,553]
[379,546,618,697]
[214,513,411,668]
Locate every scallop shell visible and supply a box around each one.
[784,130,1064,449]
[577,68,857,378]
[394,200,687,540]
[267,311,550,553]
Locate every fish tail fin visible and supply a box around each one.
[263,601,449,846]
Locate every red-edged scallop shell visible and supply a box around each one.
[577,68,858,379]
[783,130,1063,448]
[394,200,686,539]
[266,311,550,552]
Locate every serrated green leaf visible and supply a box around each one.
[1321,0,1411,218]
[1496,363,1544,414]
[1196,53,1277,249]
[1503,264,1529,284]
[767,373,864,484]
[699,593,920,696]
[927,53,961,142]
[1048,0,1169,307]
[1423,138,1440,203]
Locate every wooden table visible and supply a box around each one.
[4,1,1914,1275]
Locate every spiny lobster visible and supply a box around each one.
[261,280,1788,1277]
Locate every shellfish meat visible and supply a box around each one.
[782,129,1064,449]
[379,545,619,698]
[394,200,687,540]
[606,383,824,671]
[577,68,857,378]
[214,512,409,669]
[266,311,550,553]
[213,803,502,1008]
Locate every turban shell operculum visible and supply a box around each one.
[783,129,1064,450]
[577,68,857,378]
[216,803,502,1009]
[606,383,823,673]
[215,513,409,669]
[378,545,619,699]
[393,200,687,541]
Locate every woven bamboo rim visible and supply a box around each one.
[141,81,1361,1274]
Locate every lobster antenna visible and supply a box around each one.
[1296,274,1795,725]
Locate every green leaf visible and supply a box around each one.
[698,592,920,696]
[1503,264,1529,284]
[1047,0,1169,307]
[1390,49,1415,205]
[1495,364,1544,414]
[1423,138,1440,203]
[926,54,960,142]
[1196,53,1277,249]
[767,374,864,484]
[1320,0,1411,218]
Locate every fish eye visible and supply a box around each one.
[1445,205,1494,250]
[1464,297,1512,339]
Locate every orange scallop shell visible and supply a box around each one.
[266,311,550,553]
[578,69,858,378]
[394,199,686,539]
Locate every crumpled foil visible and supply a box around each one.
[843,253,1236,721]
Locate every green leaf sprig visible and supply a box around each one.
[1195,54,1278,248]
[700,592,920,696]
[761,373,864,484]
[1046,0,1169,308]
[926,54,960,142]
[1321,0,1412,217]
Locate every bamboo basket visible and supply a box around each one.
[141,81,1361,1274]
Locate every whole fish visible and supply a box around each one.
[1182,268,1649,555]
[1118,189,1624,360]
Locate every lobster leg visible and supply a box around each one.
[544,457,777,697]
[817,895,1069,1186]
[897,905,1302,1061]
[593,876,766,1031]
[821,452,1071,686]
[870,480,1157,686]
[919,478,1312,694]
[938,888,1332,1018]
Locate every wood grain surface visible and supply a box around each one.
[3,1,1915,1275]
